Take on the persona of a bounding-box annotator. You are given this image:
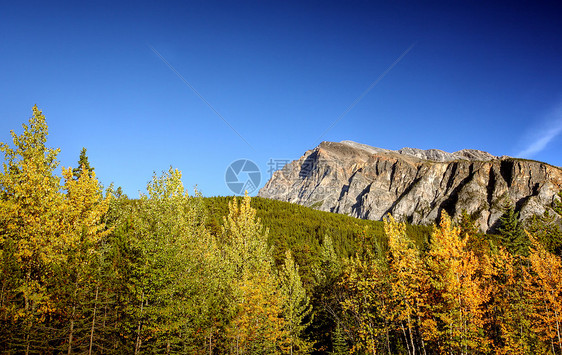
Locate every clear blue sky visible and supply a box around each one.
[2,0,561,197]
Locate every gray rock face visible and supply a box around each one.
[258,141,562,232]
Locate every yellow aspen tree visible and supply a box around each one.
[0,106,65,352]
[421,212,488,354]
[222,194,290,353]
[384,215,425,355]
[228,273,289,354]
[221,194,272,277]
[524,232,562,354]
[58,165,111,354]
[340,253,392,354]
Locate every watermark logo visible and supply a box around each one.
[225,159,261,195]
[267,158,291,178]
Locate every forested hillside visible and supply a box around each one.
[1,107,562,354]
[203,196,432,290]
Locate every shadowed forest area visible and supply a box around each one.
[1,107,562,354]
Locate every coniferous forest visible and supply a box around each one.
[2,107,562,354]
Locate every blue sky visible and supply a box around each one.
[1,0,561,197]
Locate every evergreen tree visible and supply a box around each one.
[73,147,94,179]
[331,323,348,355]
[526,211,562,257]
[554,192,562,216]
[498,204,529,257]
[458,209,479,239]
[310,235,345,352]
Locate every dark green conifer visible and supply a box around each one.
[73,147,94,179]
[331,323,348,355]
[498,204,529,256]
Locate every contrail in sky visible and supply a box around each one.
[149,45,254,151]
[517,104,562,158]
[314,43,416,145]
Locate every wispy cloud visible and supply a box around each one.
[517,104,562,158]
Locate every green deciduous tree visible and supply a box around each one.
[221,194,289,354]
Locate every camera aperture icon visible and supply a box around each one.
[225,159,261,195]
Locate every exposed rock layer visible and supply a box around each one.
[258,141,562,232]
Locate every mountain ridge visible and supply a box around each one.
[259,141,562,232]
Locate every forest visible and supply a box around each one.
[1,106,562,354]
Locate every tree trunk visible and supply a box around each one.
[134,292,144,355]
[25,333,30,355]
[416,301,427,355]
[407,313,416,355]
[89,285,99,355]
[25,271,31,355]
[401,321,412,355]
[68,277,79,355]
[209,331,212,355]
[554,307,562,354]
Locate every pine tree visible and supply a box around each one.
[526,210,562,257]
[498,204,529,256]
[331,323,348,355]
[73,147,94,179]
[458,209,479,239]
[311,235,345,353]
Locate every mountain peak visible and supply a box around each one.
[339,140,497,162]
[260,140,562,232]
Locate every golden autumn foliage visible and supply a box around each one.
[340,254,392,354]
[421,212,489,354]
[524,232,562,354]
[0,106,110,352]
[3,106,562,354]
[222,194,291,353]
[385,215,425,355]
[227,274,289,354]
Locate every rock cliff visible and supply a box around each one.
[258,141,562,232]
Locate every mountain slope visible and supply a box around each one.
[258,141,562,232]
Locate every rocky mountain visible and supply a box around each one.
[258,141,562,232]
